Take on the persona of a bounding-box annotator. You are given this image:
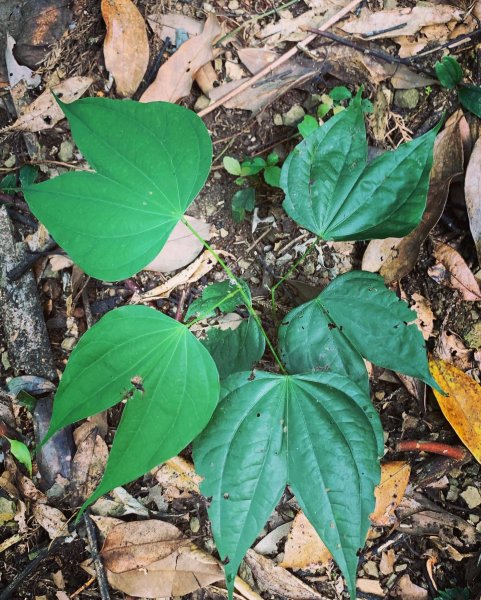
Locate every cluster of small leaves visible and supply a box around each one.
[435,55,481,118]
[22,94,439,600]
[223,152,281,222]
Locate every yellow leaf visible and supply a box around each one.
[429,356,481,462]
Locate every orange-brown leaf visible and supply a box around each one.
[429,356,481,462]
[101,0,149,97]
[370,461,411,526]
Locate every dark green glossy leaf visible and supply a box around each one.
[280,270,439,389]
[43,305,219,511]
[194,370,383,600]
[202,317,265,378]
[231,188,255,222]
[281,99,437,240]
[24,98,212,281]
[435,56,463,89]
[459,84,481,118]
[185,279,251,320]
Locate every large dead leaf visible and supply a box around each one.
[33,503,68,539]
[101,0,149,97]
[370,461,411,526]
[465,136,481,265]
[2,77,93,133]
[70,427,108,507]
[342,5,463,40]
[362,113,465,282]
[429,242,481,301]
[245,549,324,600]
[281,511,332,569]
[430,356,481,462]
[140,15,220,103]
[100,520,222,597]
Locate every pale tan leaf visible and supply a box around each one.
[361,237,402,273]
[153,456,201,498]
[49,255,74,272]
[281,511,331,569]
[435,329,472,371]
[91,487,150,518]
[379,549,396,575]
[465,136,481,264]
[429,242,481,301]
[70,428,108,506]
[143,216,211,273]
[33,503,68,539]
[393,574,428,599]
[370,462,411,526]
[5,77,93,133]
[101,0,149,97]
[91,515,124,541]
[140,15,221,103]
[5,34,41,89]
[357,578,384,595]
[245,550,324,600]
[238,48,278,74]
[254,521,292,555]
[411,293,434,341]
[147,13,203,41]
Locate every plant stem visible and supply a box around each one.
[271,236,321,322]
[395,440,468,460]
[185,287,242,327]
[180,216,287,374]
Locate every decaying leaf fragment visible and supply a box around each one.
[101,0,149,97]
[429,242,481,301]
[465,136,481,264]
[370,461,411,526]
[281,511,332,569]
[430,357,481,462]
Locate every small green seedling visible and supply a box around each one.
[4,438,32,476]
[435,54,481,118]
[21,92,441,600]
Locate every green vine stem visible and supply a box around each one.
[180,215,287,375]
[185,287,243,328]
[271,236,321,323]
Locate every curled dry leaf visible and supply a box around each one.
[100,520,223,597]
[144,216,211,273]
[140,14,221,103]
[101,0,149,97]
[435,329,472,371]
[70,427,108,507]
[154,456,201,499]
[91,487,150,518]
[411,293,434,341]
[370,461,411,526]
[32,503,68,539]
[429,242,481,301]
[362,113,465,282]
[465,136,481,264]
[3,77,94,133]
[429,356,481,462]
[281,511,332,569]
[393,574,428,600]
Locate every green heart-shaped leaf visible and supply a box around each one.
[194,370,383,600]
[24,98,212,281]
[279,270,440,389]
[281,98,437,240]
[43,305,219,511]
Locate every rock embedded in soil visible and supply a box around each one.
[394,89,420,109]
[58,140,74,162]
[461,486,481,509]
[282,105,305,126]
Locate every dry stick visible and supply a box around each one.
[395,440,468,461]
[198,0,364,118]
[83,510,111,600]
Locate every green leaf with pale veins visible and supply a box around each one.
[43,305,219,513]
[194,370,383,600]
[281,97,438,240]
[279,270,440,390]
[185,279,251,320]
[23,98,212,281]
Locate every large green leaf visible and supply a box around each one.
[202,317,265,379]
[24,98,212,281]
[279,271,440,389]
[43,305,219,510]
[194,371,383,600]
[280,98,437,240]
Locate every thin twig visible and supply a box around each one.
[395,440,469,460]
[198,0,364,117]
[83,510,111,600]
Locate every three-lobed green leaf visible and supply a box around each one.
[194,370,383,600]
[44,305,219,512]
[24,98,212,281]
[281,95,438,240]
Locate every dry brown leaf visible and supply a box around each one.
[143,216,211,273]
[238,48,278,74]
[140,15,221,103]
[363,113,465,282]
[393,574,428,599]
[153,456,201,499]
[430,356,481,463]
[3,76,93,133]
[465,136,481,265]
[357,578,384,596]
[101,0,149,97]
[91,515,124,541]
[411,293,434,341]
[342,5,463,40]
[379,549,396,575]
[429,242,481,301]
[245,549,324,600]
[91,487,150,518]
[33,503,68,539]
[70,427,108,506]
[435,329,472,371]
[100,520,222,597]
[370,461,411,526]
[147,13,203,40]
[5,34,41,89]
[281,511,332,569]
[195,62,219,94]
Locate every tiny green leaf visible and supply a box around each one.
[266,152,279,166]
[42,305,219,512]
[360,98,374,114]
[194,370,383,600]
[298,115,319,139]
[19,165,38,188]
[329,86,352,102]
[185,279,251,320]
[240,157,266,176]
[24,98,212,281]
[6,438,32,476]
[202,317,265,378]
[0,174,16,195]
[459,84,481,118]
[317,103,331,119]
[435,56,463,89]
[223,156,242,176]
[231,188,255,222]
[263,165,281,188]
